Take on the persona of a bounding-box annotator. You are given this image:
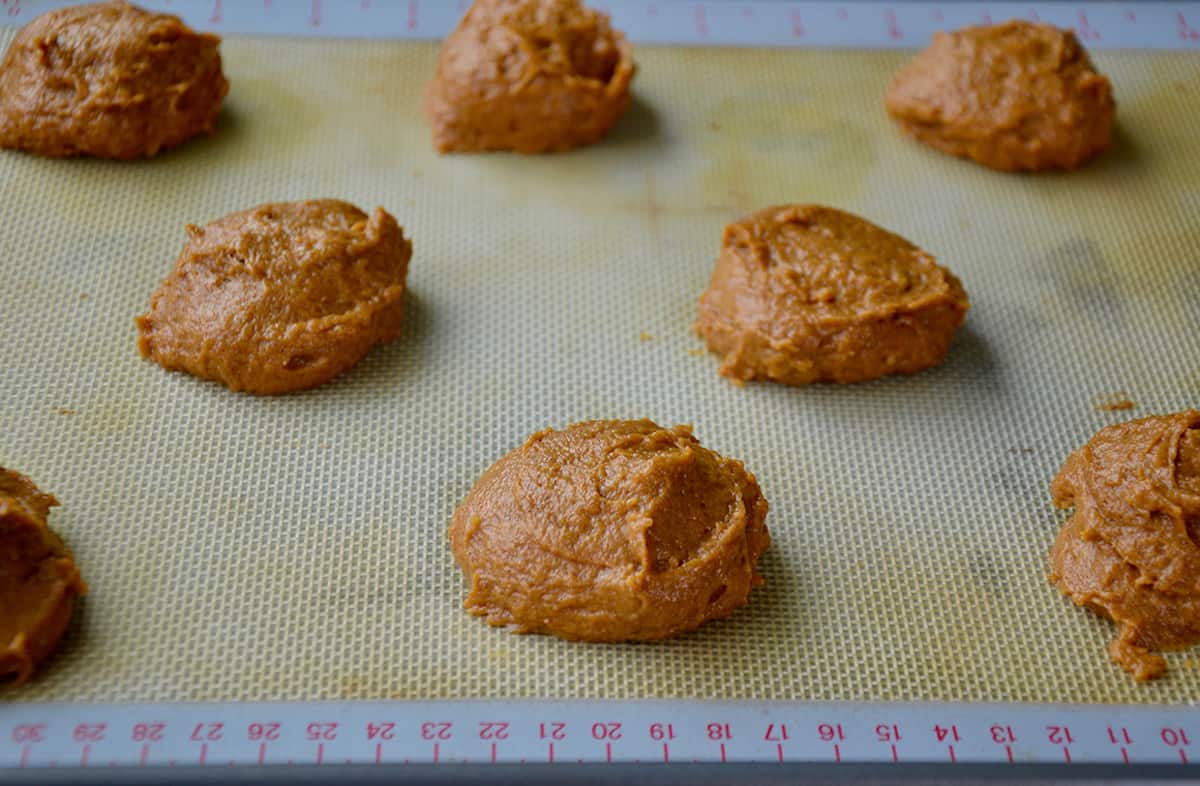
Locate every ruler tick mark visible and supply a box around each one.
[1121,747,1130,764]
[891,744,898,763]
[776,743,783,763]
[1006,745,1013,763]
[139,745,149,767]
[948,745,957,763]
[1063,746,1072,764]
[834,744,841,763]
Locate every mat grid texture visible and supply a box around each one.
[2,35,1199,704]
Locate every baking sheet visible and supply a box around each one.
[2,34,1199,705]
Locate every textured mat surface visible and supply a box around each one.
[2,34,1199,704]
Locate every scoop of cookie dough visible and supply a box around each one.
[1,468,87,685]
[885,20,1115,172]
[449,420,770,641]
[136,200,412,395]
[0,1,228,159]
[1049,411,1200,681]
[694,205,969,386]
[423,0,636,153]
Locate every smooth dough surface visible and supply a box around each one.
[449,420,770,641]
[885,20,1114,172]
[137,200,412,395]
[0,468,86,685]
[0,0,228,159]
[694,205,969,386]
[1049,411,1200,681]
[423,0,636,153]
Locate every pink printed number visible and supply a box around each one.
[1180,12,1200,41]
[1076,11,1101,42]
[790,9,805,37]
[885,8,902,40]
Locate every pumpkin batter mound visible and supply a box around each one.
[136,200,412,395]
[449,420,770,641]
[1049,412,1200,681]
[885,20,1114,172]
[1,468,86,685]
[0,1,228,159]
[423,0,636,153]
[694,205,969,386]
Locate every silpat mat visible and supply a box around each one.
[2,34,1199,705]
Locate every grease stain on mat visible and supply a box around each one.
[700,96,874,211]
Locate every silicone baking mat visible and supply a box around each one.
[1,28,1199,707]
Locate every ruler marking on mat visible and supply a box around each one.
[2,701,1198,769]
[1,1,1198,48]
[0,0,1195,775]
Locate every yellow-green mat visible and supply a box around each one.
[3,35,1199,704]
